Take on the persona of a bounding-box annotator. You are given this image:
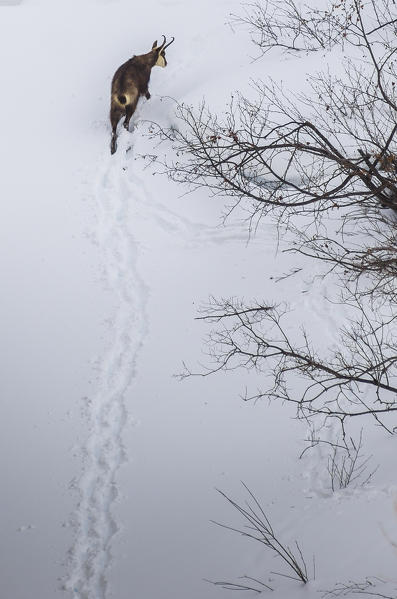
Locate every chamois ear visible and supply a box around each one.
[152,40,157,49]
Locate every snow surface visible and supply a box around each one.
[0,1,396,599]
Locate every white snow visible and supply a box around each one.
[0,1,396,599]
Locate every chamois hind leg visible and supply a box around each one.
[110,105,123,154]
[123,96,139,131]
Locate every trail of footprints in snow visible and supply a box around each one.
[65,131,269,599]
[65,147,149,599]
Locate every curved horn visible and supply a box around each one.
[158,35,166,50]
[163,36,175,50]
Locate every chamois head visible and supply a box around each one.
[151,35,175,67]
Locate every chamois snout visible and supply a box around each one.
[110,35,175,154]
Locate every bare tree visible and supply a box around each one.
[162,0,397,212]
[156,0,397,442]
[185,294,397,438]
[156,0,397,297]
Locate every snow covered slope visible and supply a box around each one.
[0,1,396,599]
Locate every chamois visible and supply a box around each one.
[110,36,174,154]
